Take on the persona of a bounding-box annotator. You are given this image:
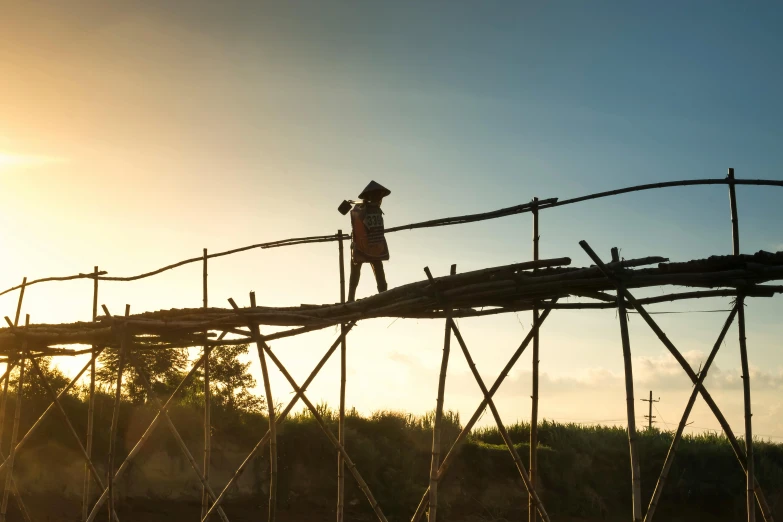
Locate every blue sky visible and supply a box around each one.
[1,1,782,438]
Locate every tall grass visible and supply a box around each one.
[3,389,782,521]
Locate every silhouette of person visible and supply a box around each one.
[347,181,390,302]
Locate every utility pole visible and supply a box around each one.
[641,391,659,430]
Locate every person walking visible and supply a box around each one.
[346,181,391,302]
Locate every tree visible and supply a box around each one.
[8,356,69,402]
[97,347,189,404]
[207,344,264,414]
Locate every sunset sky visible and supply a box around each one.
[1,2,782,440]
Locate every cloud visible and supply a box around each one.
[390,346,783,397]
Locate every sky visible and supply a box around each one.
[1,1,782,442]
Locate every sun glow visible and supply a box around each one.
[0,152,64,169]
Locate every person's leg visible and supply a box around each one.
[370,261,388,293]
[347,262,362,302]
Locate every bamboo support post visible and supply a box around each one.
[83,266,98,521]
[645,306,738,522]
[0,363,12,471]
[449,319,551,522]
[0,277,27,465]
[579,240,774,522]
[410,302,556,522]
[0,362,31,522]
[425,265,453,522]
[85,341,221,522]
[0,318,26,522]
[108,305,130,521]
[13,278,26,331]
[228,300,389,522]
[612,247,643,522]
[729,168,756,522]
[738,295,755,522]
[728,168,740,257]
[247,292,277,522]
[530,197,540,522]
[201,249,212,522]
[201,324,356,522]
[337,230,347,522]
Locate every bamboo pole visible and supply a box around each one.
[108,305,129,521]
[0,360,14,460]
[425,266,453,522]
[0,363,12,472]
[0,360,30,522]
[449,320,551,522]
[0,348,23,522]
[229,300,389,522]
[645,306,738,522]
[247,292,277,522]
[579,241,774,522]
[8,481,30,522]
[337,229,347,522]
[201,249,212,522]
[1,314,29,522]
[83,266,98,521]
[728,169,740,257]
[530,198,540,522]
[85,342,219,522]
[1,277,28,464]
[410,303,556,522]
[0,315,25,522]
[201,324,356,522]
[729,168,756,522]
[612,247,643,522]
[738,296,755,522]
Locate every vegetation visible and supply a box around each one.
[0,352,780,522]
